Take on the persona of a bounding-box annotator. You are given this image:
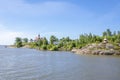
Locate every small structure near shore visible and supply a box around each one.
[103,37,108,44]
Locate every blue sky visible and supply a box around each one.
[0,0,120,45]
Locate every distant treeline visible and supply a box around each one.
[14,29,120,51]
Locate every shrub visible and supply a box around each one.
[41,45,47,50]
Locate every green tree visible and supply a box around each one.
[15,37,22,48]
[50,35,58,44]
[106,29,112,36]
[37,39,43,47]
[113,31,116,36]
[23,38,28,43]
[66,36,71,42]
[43,37,48,45]
[118,31,120,35]
[103,31,107,37]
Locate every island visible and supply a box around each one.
[10,29,120,55]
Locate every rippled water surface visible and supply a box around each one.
[0,47,120,80]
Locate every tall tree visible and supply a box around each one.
[23,38,28,43]
[106,29,112,36]
[50,35,58,44]
[15,37,22,48]
[103,31,107,37]
[43,37,48,45]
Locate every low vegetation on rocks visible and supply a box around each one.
[72,43,120,55]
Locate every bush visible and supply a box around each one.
[16,42,22,48]
[41,45,47,50]
[47,44,53,50]
[48,45,58,51]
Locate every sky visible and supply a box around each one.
[0,0,120,45]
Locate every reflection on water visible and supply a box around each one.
[0,47,120,80]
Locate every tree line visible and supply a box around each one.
[14,29,120,51]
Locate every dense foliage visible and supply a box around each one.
[14,29,120,51]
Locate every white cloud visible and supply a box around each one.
[0,24,24,45]
[0,0,74,16]
[0,0,94,17]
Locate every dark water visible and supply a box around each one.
[0,47,120,80]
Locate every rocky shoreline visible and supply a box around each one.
[72,43,120,55]
[7,40,120,56]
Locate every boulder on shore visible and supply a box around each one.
[72,43,120,55]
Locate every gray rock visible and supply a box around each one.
[106,43,114,49]
[71,42,120,55]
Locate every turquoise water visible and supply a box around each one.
[0,47,120,80]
